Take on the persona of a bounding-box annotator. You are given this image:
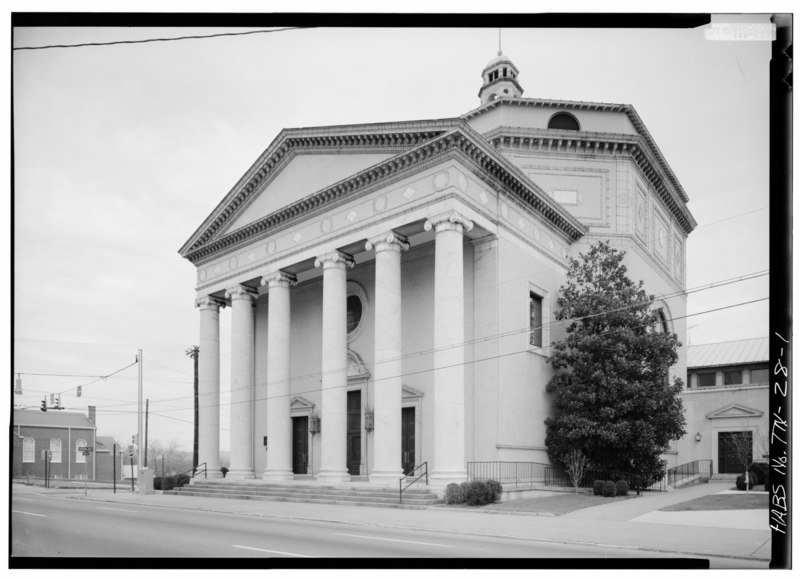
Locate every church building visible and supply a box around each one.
[179,50,696,487]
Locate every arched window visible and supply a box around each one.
[548,112,580,131]
[23,437,35,463]
[75,439,87,463]
[50,438,62,463]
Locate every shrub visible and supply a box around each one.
[176,473,191,487]
[464,481,493,506]
[444,483,463,504]
[221,467,229,478]
[602,481,617,498]
[459,481,470,501]
[593,480,605,496]
[162,476,176,491]
[153,477,162,491]
[616,480,629,496]
[486,480,503,503]
[736,474,757,491]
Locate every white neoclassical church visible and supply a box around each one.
[179,51,696,486]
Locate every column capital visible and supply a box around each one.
[365,231,410,253]
[195,295,226,310]
[314,250,355,270]
[424,211,474,235]
[225,285,259,302]
[261,270,298,289]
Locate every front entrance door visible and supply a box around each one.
[719,431,751,474]
[401,407,415,475]
[347,390,361,475]
[292,416,308,475]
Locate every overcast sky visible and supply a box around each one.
[11,16,775,452]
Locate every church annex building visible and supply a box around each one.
[179,51,696,487]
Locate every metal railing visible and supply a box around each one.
[399,461,428,504]
[667,459,713,487]
[174,462,207,492]
[544,465,668,492]
[467,461,550,486]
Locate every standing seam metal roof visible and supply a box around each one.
[687,337,769,369]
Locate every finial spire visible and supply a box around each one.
[498,28,502,55]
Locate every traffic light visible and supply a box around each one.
[40,398,47,412]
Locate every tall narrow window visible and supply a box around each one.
[50,438,62,463]
[23,437,35,463]
[530,292,543,348]
[75,439,87,463]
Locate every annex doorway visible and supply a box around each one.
[718,431,751,474]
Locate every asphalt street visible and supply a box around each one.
[10,484,771,567]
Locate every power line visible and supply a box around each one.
[13,27,308,51]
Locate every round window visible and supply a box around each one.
[346,295,363,334]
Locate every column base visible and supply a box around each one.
[262,469,295,481]
[429,469,468,486]
[316,469,351,483]
[369,469,406,486]
[226,469,255,480]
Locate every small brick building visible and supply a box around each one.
[12,406,120,482]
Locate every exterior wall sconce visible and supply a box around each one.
[695,433,702,442]
[364,410,374,433]
[309,415,321,435]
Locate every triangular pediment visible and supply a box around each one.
[224,151,396,234]
[290,396,315,414]
[402,385,424,400]
[706,403,764,420]
[179,121,586,264]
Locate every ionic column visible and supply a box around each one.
[366,231,409,484]
[314,250,354,482]
[225,285,258,479]
[425,211,473,484]
[196,296,224,478]
[262,270,297,480]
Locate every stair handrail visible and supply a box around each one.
[174,462,207,492]
[399,461,428,504]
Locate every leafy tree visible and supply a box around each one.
[545,241,686,491]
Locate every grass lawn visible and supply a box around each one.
[660,491,768,512]
[445,492,635,516]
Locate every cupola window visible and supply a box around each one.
[548,112,581,131]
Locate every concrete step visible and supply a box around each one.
[185,482,436,500]
[164,480,441,507]
[165,489,429,509]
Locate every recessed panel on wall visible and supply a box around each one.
[635,186,648,244]
[525,167,607,223]
[652,208,670,265]
[673,233,684,283]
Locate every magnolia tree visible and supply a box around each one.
[545,241,686,491]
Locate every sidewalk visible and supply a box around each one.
[24,482,771,563]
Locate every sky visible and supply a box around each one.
[10,13,777,453]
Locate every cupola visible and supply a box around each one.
[478,50,523,105]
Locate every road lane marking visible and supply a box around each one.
[233,545,312,558]
[336,533,452,548]
[15,498,34,501]
[96,507,138,513]
[12,510,46,518]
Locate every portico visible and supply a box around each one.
[191,203,489,485]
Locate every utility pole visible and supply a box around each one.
[186,345,199,468]
[144,398,149,468]
[137,349,143,484]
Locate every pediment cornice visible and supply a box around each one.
[181,123,587,264]
[706,403,764,420]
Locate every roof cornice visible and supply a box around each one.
[461,98,693,206]
[181,124,586,264]
[482,126,697,234]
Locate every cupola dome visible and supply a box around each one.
[478,50,523,105]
